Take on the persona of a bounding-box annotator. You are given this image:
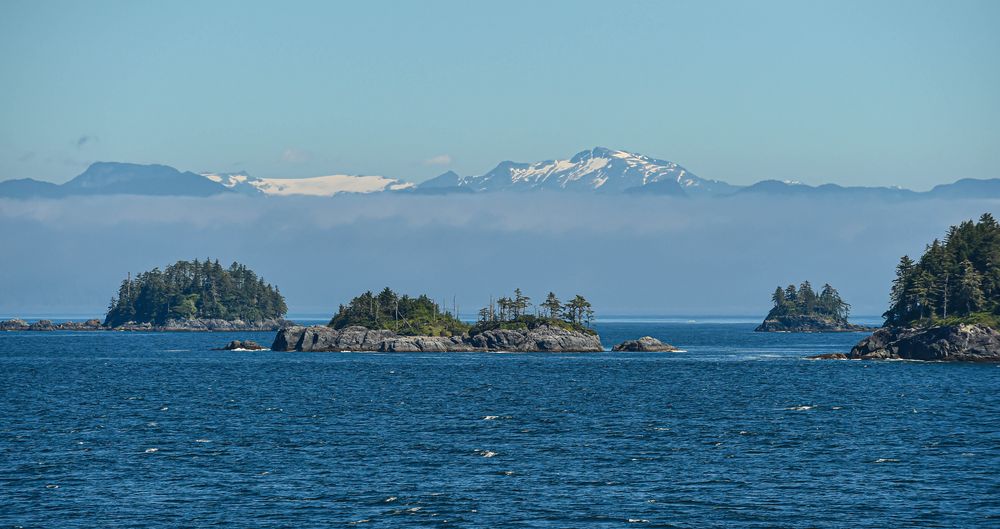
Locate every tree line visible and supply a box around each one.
[104,259,287,326]
[477,289,594,327]
[884,213,1000,327]
[328,287,469,336]
[767,281,850,322]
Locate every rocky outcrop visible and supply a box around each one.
[221,340,267,351]
[847,324,1000,362]
[612,336,679,352]
[1,317,289,332]
[271,324,604,352]
[114,318,290,331]
[755,315,874,333]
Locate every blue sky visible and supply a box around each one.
[1,0,998,189]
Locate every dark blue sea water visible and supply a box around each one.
[1,320,998,528]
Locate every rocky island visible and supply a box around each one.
[4,259,291,332]
[272,288,603,352]
[817,214,1000,362]
[102,259,289,331]
[755,282,872,332]
[611,336,680,352]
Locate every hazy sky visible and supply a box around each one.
[1,0,998,188]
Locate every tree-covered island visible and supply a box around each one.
[274,288,602,352]
[104,259,287,329]
[845,214,1000,361]
[327,287,596,337]
[755,281,870,332]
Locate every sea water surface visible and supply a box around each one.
[1,319,998,528]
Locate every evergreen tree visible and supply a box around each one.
[541,292,562,319]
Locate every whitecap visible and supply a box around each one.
[45,484,59,489]
[627,519,650,523]
[144,448,158,453]
[483,415,499,420]
[159,406,169,411]
[384,496,397,503]
[785,405,814,411]
[476,450,497,458]
[874,458,899,463]
[194,439,211,443]
[653,427,670,431]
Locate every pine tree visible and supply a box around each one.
[541,292,562,319]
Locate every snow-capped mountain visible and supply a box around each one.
[201,171,415,197]
[419,147,739,196]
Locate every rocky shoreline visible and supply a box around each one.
[272,324,604,352]
[841,324,1000,362]
[0,317,290,332]
[611,336,680,352]
[755,315,874,333]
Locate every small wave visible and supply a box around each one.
[144,448,159,453]
[874,458,899,463]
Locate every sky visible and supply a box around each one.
[1,0,998,189]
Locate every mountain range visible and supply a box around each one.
[2,147,998,200]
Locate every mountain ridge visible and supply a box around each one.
[1,148,997,200]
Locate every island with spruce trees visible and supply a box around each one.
[0,259,291,332]
[272,288,604,352]
[843,214,1000,361]
[755,282,872,332]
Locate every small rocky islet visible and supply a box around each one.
[754,282,873,333]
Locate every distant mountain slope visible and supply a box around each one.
[420,147,739,196]
[62,162,225,196]
[735,180,918,200]
[0,178,62,198]
[928,178,1000,199]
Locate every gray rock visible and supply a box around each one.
[848,324,1000,362]
[271,324,603,352]
[0,319,30,331]
[755,315,874,333]
[222,340,266,351]
[612,336,679,352]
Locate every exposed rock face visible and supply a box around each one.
[271,324,604,352]
[222,340,266,351]
[755,315,874,333]
[1,319,30,331]
[113,318,290,331]
[1,317,289,332]
[612,336,679,352]
[848,324,1000,362]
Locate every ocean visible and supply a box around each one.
[1,319,998,527]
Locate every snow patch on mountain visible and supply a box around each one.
[440,147,738,196]
[200,172,414,197]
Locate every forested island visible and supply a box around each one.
[273,288,604,352]
[103,259,288,330]
[845,214,1000,361]
[755,282,871,332]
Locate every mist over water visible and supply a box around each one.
[1,194,997,317]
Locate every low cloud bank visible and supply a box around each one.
[1,194,996,318]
